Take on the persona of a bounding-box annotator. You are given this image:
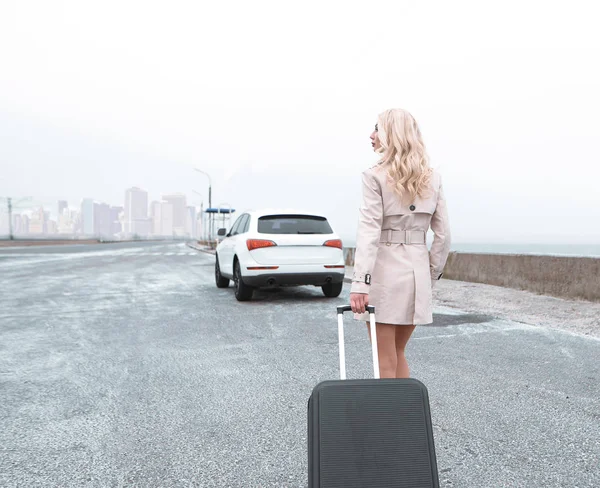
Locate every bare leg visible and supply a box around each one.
[394,325,416,378]
[366,322,397,378]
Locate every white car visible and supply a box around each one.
[214,209,346,301]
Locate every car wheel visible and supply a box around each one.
[234,259,254,301]
[215,255,230,288]
[322,281,343,298]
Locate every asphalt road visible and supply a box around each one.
[1,242,598,487]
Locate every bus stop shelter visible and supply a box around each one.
[205,207,235,241]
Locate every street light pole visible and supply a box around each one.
[194,168,212,242]
[7,198,13,240]
[191,190,204,242]
[1,196,31,240]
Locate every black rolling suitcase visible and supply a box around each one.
[307,305,439,488]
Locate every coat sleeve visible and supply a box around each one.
[429,176,451,282]
[350,170,383,294]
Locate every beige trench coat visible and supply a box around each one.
[351,163,451,325]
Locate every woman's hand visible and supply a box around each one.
[350,292,369,314]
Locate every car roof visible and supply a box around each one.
[244,208,329,219]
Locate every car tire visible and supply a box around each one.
[215,255,230,288]
[234,259,254,301]
[322,281,343,298]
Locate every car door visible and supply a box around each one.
[220,215,244,276]
[239,214,251,235]
[229,214,250,261]
[231,214,249,255]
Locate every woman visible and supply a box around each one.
[350,108,451,379]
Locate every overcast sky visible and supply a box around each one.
[1,0,599,244]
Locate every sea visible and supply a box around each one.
[339,239,600,258]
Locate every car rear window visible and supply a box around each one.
[257,215,333,234]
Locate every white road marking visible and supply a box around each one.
[0,247,204,267]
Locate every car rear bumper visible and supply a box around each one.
[243,271,345,287]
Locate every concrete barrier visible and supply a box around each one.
[343,248,600,302]
[343,247,355,267]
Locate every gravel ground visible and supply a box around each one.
[432,278,600,339]
[342,264,600,339]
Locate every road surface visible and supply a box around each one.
[1,242,598,487]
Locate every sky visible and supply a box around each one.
[1,0,599,244]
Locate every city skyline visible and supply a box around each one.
[0,186,224,240]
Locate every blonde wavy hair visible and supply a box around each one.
[375,108,433,204]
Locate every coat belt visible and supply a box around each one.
[380,229,426,245]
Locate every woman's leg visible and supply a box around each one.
[366,322,397,378]
[394,325,416,378]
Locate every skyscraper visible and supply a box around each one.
[109,206,123,236]
[58,200,68,219]
[124,187,149,237]
[29,207,47,234]
[161,202,174,237]
[21,214,30,235]
[58,208,76,235]
[161,193,187,236]
[94,202,111,237]
[12,214,23,235]
[150,201,174,237]
[81,199,94,235]
[47,220,58,234]
[150,201,162,236]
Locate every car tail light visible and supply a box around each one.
[323,239,343,249]
[247,239,277,251]
[324,265,345,269]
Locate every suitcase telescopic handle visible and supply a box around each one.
[336,305,380,380]
[337,305,375,314]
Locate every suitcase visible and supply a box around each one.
[307,305,440,488]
